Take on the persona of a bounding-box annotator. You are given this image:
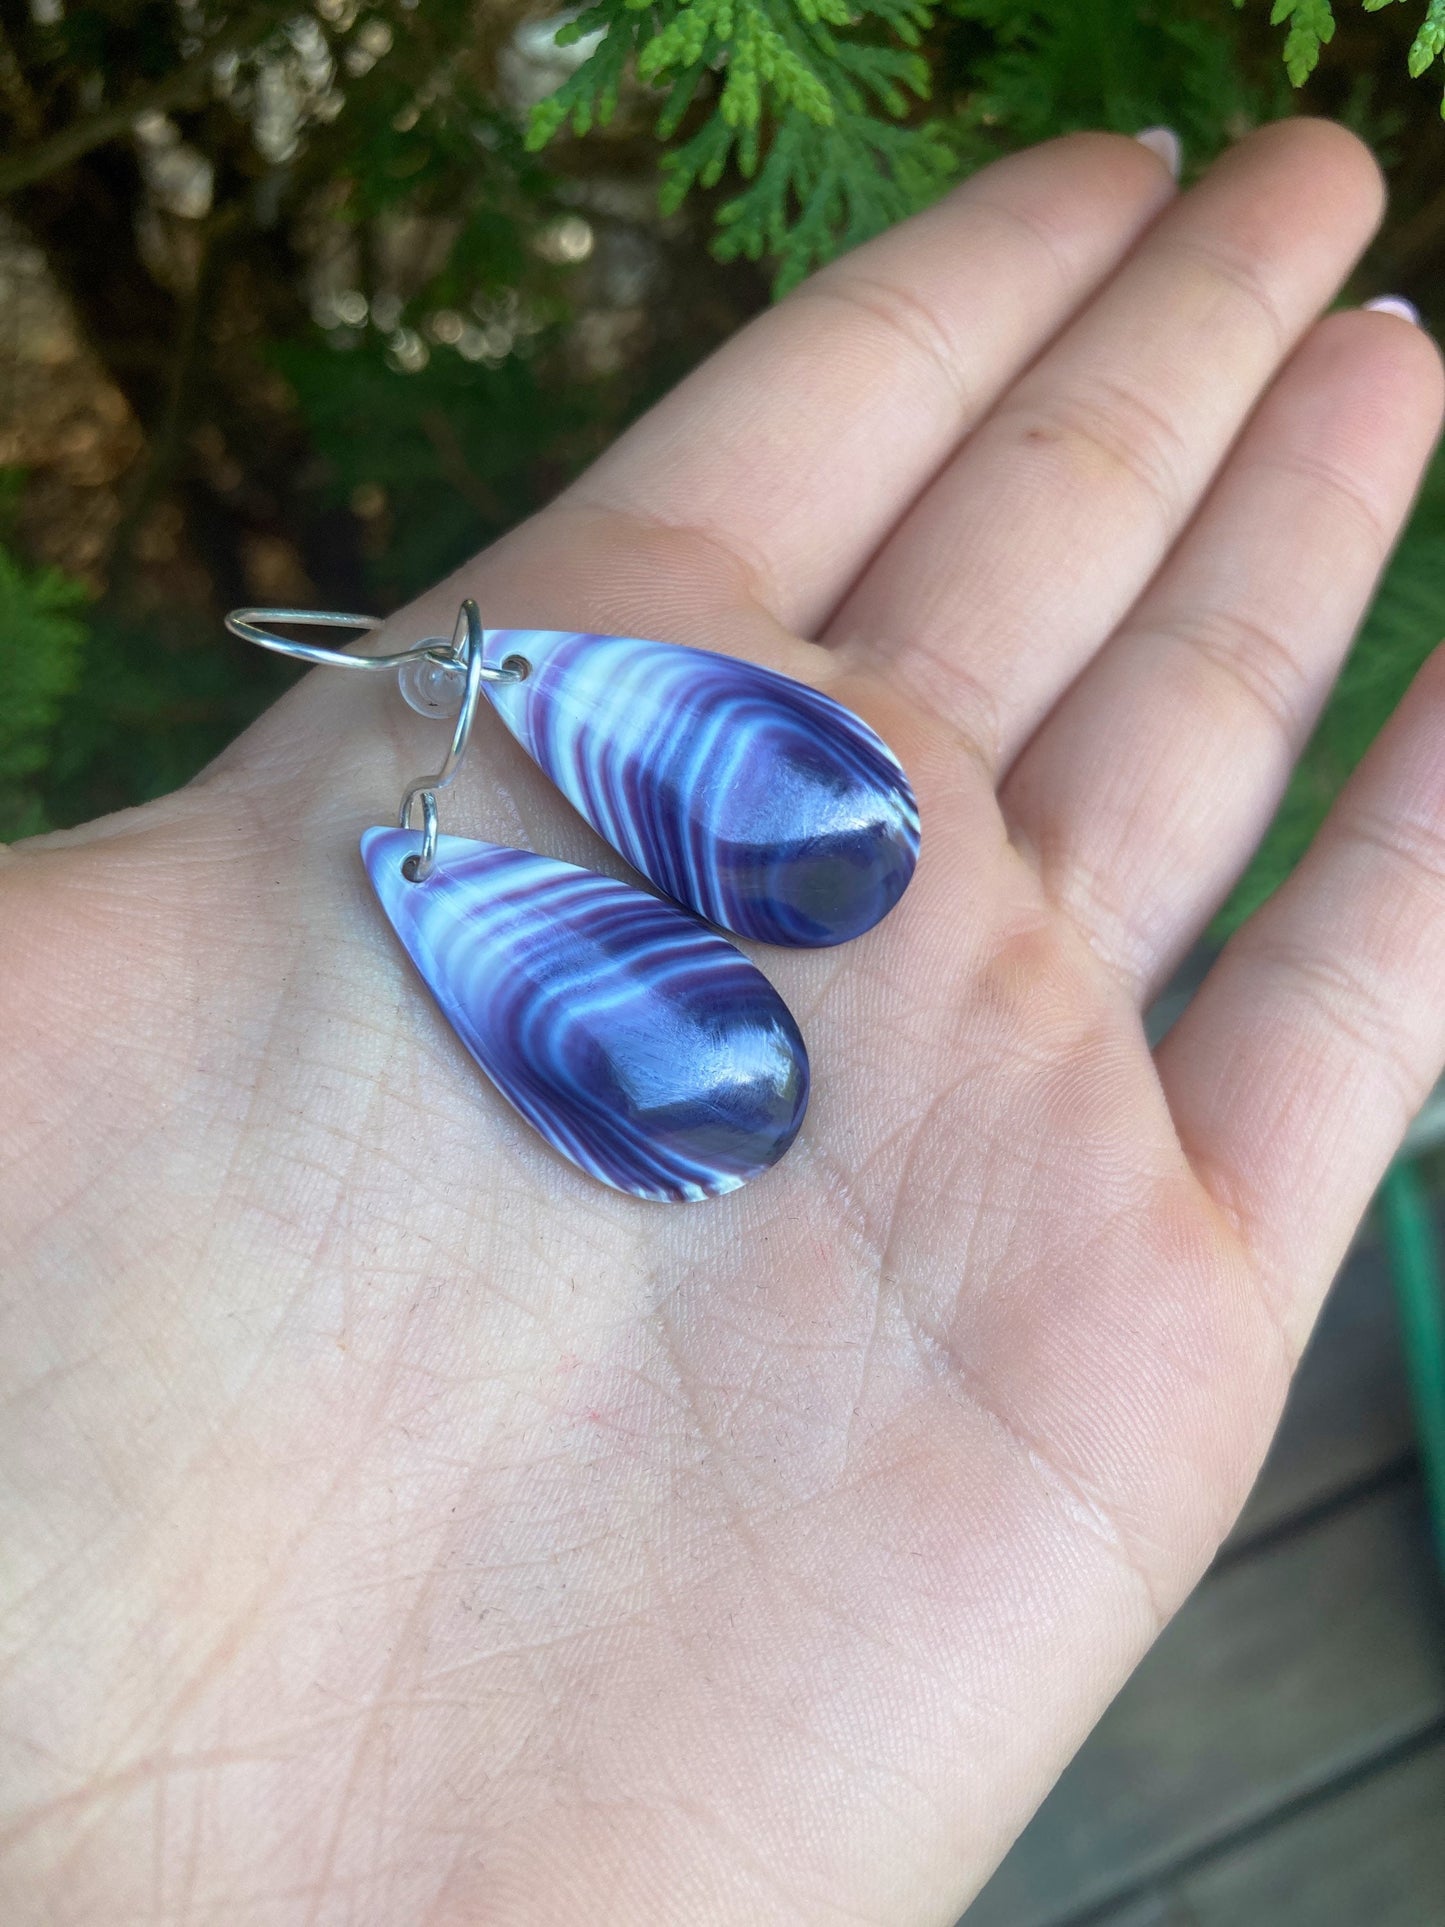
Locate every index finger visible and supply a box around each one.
[561,134,1176,637]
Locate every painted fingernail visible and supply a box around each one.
[1363,295,1423,326]
[1135,127,1182,179]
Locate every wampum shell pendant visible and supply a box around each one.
[362,827,810,1202]
[482,630,920,947]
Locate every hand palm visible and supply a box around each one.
[5,123,1445,1925]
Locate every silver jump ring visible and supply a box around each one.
[399,789,440,882]
[225,600,528,887]
[396,600,503,889]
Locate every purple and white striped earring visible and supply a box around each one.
[474,626,920,947]
[228,599,920,1198]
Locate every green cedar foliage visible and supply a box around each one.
[525,0,954,291]
[522,0,1444,287]
[948,0,1272,163]
[4,0,1445,894]
[1267,0,1445,108]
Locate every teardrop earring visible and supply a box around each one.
[478,628,920,946]
[226,602,809,1203]
[233,603,920,947]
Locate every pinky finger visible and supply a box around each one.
[1158,644,1445,1348]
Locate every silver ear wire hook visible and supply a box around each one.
[225,600,528,884]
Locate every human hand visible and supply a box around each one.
[3,119,1443,1926]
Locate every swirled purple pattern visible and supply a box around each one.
[362,828,809,1202]
[482,630,920,947]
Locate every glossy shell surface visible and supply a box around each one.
[482,630,919,947]
[362,827,809,1201]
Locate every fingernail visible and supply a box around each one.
[1135,127,1182,179]
[1363,294,1423,326]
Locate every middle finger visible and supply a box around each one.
[825,119,1387,771]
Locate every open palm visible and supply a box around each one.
[5,121,1445,1926]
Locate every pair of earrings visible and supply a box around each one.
[228,603,920,1203]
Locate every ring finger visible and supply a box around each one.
[1001,303,1445,1002]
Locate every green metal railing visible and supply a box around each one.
[1378,1157,1445,1576]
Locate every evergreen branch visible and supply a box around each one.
[1408,0,1445,94]
[708,113,952,289]
[1268,0,1335,85]
[526,0,951,289]
[1263,0,1445,110]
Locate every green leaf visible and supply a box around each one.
[526,0,949,291]
[0,540,89,838]
[1408,0,1445,77]
[1264,0,1337,83]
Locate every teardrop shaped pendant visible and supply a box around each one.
[362,828,810,1202]
[482,630,920,947]
[221,600,900,1200]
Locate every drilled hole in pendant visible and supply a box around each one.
[502,653,530,681]
[401,854,425,883]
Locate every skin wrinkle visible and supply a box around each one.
[1245,440,1399,555]
[899,1197,1229,1642]
[655,1271,1094,1726]
[957,186,1111,308]
[27,1238,511,1890]
[664,1794,901,1927]
[129,1181,374,1507]
[556,1499,959,1908]
[661,1311,875,1509]
[9,121,1445,1925]
[1000,314,1444,1010]
[1026,817,1169,1000]
[994,371,1197,548]
[1338,792,1445,901]
[790,856,1051,1233]
[1148,227,1302,368]
[1165,1117,1310,1376]
[835,1268,889,1491]
[881,1002,1268,1578]
[837,627,1005,777]
[1142,602,1313,762]
[1236,936,1428,1123]
[1021,706,1261,999]
[649,1304,790,1584]
[785,274,981,421]
[544,497,786,643]
[294,1565,453,1927]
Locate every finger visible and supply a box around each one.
[555,133,1176,637]
[1001,305,1445,1002]
[1158,644,1445,1348]
[827,119,1388,768]
[226,136,1175,843]
[222,138,1174,863]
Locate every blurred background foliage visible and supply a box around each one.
[1,0,1444,924]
